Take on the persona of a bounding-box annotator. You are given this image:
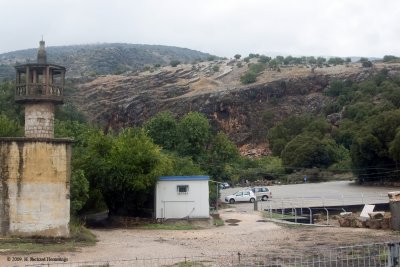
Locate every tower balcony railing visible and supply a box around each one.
[15,83,64,103]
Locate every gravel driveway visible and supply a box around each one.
[1,181,399,266]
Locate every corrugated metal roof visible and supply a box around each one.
[159,176,209,181]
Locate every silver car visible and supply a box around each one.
[251,186,272,201]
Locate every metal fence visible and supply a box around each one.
[257,193,390,210]
[24,242,400,267]
[254,193,390,225]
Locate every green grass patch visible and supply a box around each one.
[0,219,96,254]
[213,218,224,227]
[262,211,298,220]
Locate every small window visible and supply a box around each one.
[177,185,189,194]
[244,191,250,196]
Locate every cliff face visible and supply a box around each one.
[70,60,384,153]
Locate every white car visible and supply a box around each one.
[225,190,256,204]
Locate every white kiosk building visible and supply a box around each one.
[155,176,210,220]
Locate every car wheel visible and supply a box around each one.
[250,198,255,203]
[261,195,268,201]
[229,198,235,204]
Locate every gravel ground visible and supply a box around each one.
[1,208,398,266]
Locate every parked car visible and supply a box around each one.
[225,190,256,204]
[251,186,272,201]
[220,182,230,189]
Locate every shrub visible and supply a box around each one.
[240,71,257,84]
[170,60,181,67]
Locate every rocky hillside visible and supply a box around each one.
[70,59,400,154]
[0,43,215,80]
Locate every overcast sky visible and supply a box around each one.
[1,0,399,58]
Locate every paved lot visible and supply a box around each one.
[220,180,399,210]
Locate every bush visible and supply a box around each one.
[170,60,181,67]
[248,63,265,74]
[362,60,373,68]
[240,71,257,84]
[258,55,271,64]
[70,169,89,215]
[383,55,399,62]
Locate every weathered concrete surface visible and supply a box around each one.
[0,138,71,237]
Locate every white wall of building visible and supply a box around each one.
[155,177,209,220]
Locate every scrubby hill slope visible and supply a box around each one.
[0,43,215,80]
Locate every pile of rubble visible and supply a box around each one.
[338,211,391,230]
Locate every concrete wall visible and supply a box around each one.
[0,138,71,237]
[155,180,209,219]
[25,103,55,138]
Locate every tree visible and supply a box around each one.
[177,112,210,161]
[328,57,344,65]
[70,169,89,215]
[268,59,279,69]
[144,111,178,150]
[283,56,293,65]
[389,128,400,161]
[55,102,87,123]
[324,80,345,97]
[170,60,181,67]
[168,153,204,176]
[275,56,284,63]
[0,114,23,137]
[0,82,23,121]
[234,54,241,60]
[258,55,271,64]
[383,55,399,62]
[268,115,316,156]
[317,57,326,67]
[307,56,317,65]
[240,71,257,84]
[205,132,239,179]
[281,135,340,169]
[350,110,400,182]
[87,129,172,216]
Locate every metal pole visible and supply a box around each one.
[323,207,329,225]
[216,183,219,212]
[308,208,312,224]
[388,242,400,267]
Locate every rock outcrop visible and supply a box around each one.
[69,61,400,151]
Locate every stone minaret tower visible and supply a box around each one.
[15,40,65,138]
[0,41,71,237]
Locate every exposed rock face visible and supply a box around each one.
[72,61,378,148]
